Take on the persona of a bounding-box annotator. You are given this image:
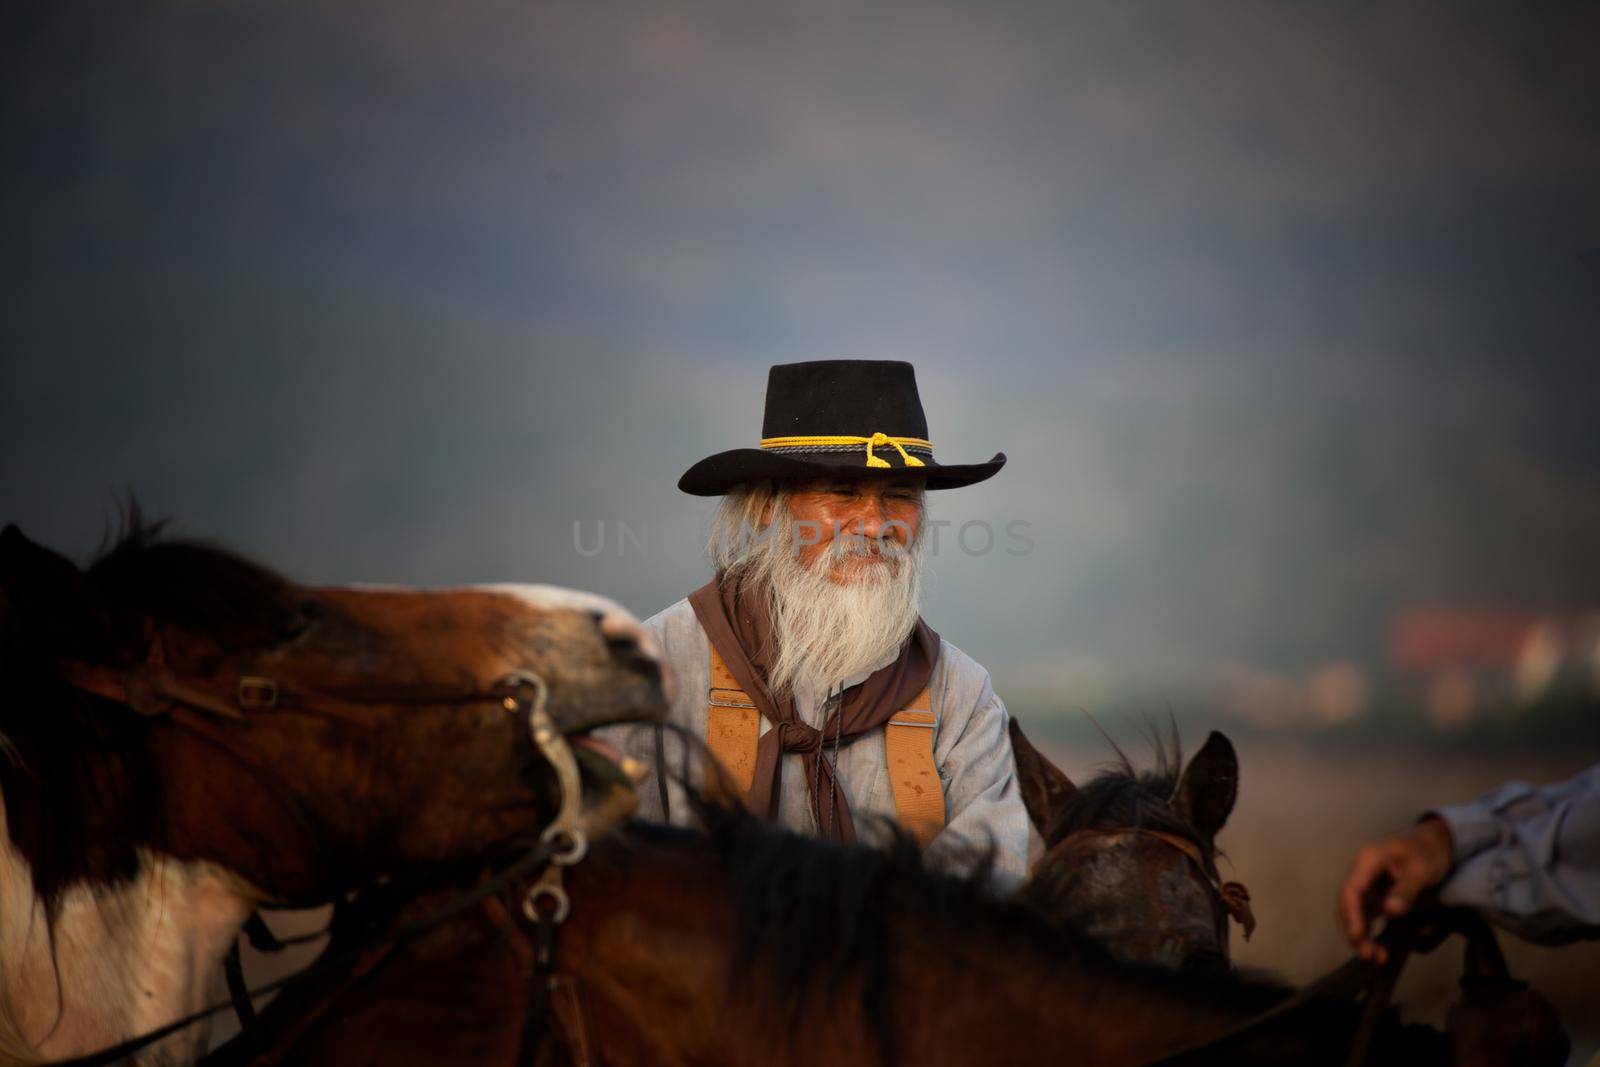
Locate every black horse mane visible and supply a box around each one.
[608,774,1283,1067]
[82,509,305,657]
[0,508,304,906]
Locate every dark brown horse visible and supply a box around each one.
[204,782,1451,1067]
[0,518,667,1064]
[1008,721,1252,973]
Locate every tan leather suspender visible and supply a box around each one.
[706,646,761,795]
[882,690,943,846]
[705,646,946,846]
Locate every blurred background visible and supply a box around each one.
[4,0,1598,1055]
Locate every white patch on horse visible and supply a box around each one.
[475,584,658,659]
[336,583,656,660]
[0,805,257,1065]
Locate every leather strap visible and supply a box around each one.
[884,691,944,846]
[706,646,761,795]
[1059,827,1257,944]
[705,647,944,843]
[223,940,257,1028]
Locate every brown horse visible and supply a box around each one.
[1008,721,1253,973]
[0,517,667,1065]
[204,781,1449,1067]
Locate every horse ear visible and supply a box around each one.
[0,524,109,656]
[1008,718,1077,839]
[1171,731,1238,842]
[1,524,81,604]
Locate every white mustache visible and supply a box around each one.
[824,535,910,561]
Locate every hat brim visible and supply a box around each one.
[678,449,1006,496]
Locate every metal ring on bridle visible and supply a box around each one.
[541,823,588,866]
[497,668,589,886]
[523,882,571,925]
[496,669,550,719]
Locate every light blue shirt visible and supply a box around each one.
[599,596,1029,889]
[1432,763,1600,944]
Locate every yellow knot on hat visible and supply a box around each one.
[759,431,929,469]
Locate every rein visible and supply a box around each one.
[34,666,611,1067]
[1123,938,1401,1066]
[1133,906,1503,1066]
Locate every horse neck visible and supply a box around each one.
[0,786,255,1066]
[556,838,1271,1067]
[217,831,1389,1067]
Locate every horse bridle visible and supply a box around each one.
[40,662,619,1067]
[1055,825,1257,954]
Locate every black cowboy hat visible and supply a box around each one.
[678,360,1006,496]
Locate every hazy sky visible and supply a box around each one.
[5,2,1598,716]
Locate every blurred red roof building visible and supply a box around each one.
[1388,609,1544,672]
[1387,608,1600,729]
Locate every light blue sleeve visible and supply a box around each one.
[1431,763,1600,945]
[923,648,1030,892]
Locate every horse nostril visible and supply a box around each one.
[598,611,635,644]
[594,608,660,663]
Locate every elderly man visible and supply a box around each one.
[609,359,1029,886]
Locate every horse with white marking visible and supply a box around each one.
[0,517,667,1065]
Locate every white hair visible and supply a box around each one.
[707,482,927,697]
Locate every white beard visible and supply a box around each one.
[731,508,926,698]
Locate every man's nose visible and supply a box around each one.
[839,501,877,541]
[852,497,900,544]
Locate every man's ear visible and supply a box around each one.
[1170,731,1238,843]
[1009,718,1077,840]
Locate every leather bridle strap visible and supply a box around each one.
[219,912,331,1030]
[1061,827,1257,943]
[222,941,256,1028]
[53,657,521,726]
[55,658,252,721]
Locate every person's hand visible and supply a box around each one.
[1338,816,1454,963]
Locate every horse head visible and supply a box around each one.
[1009,719,1250,973]
[0,519,669,906]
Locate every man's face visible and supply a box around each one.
[777,476,925,582]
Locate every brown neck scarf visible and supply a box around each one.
[688,572,940,842]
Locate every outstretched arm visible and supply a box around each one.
[1339,763,1600,959]
[1431,764,1600,944]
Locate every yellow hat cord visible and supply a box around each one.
[759,432,929,469]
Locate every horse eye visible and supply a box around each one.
[282,598,324,639]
